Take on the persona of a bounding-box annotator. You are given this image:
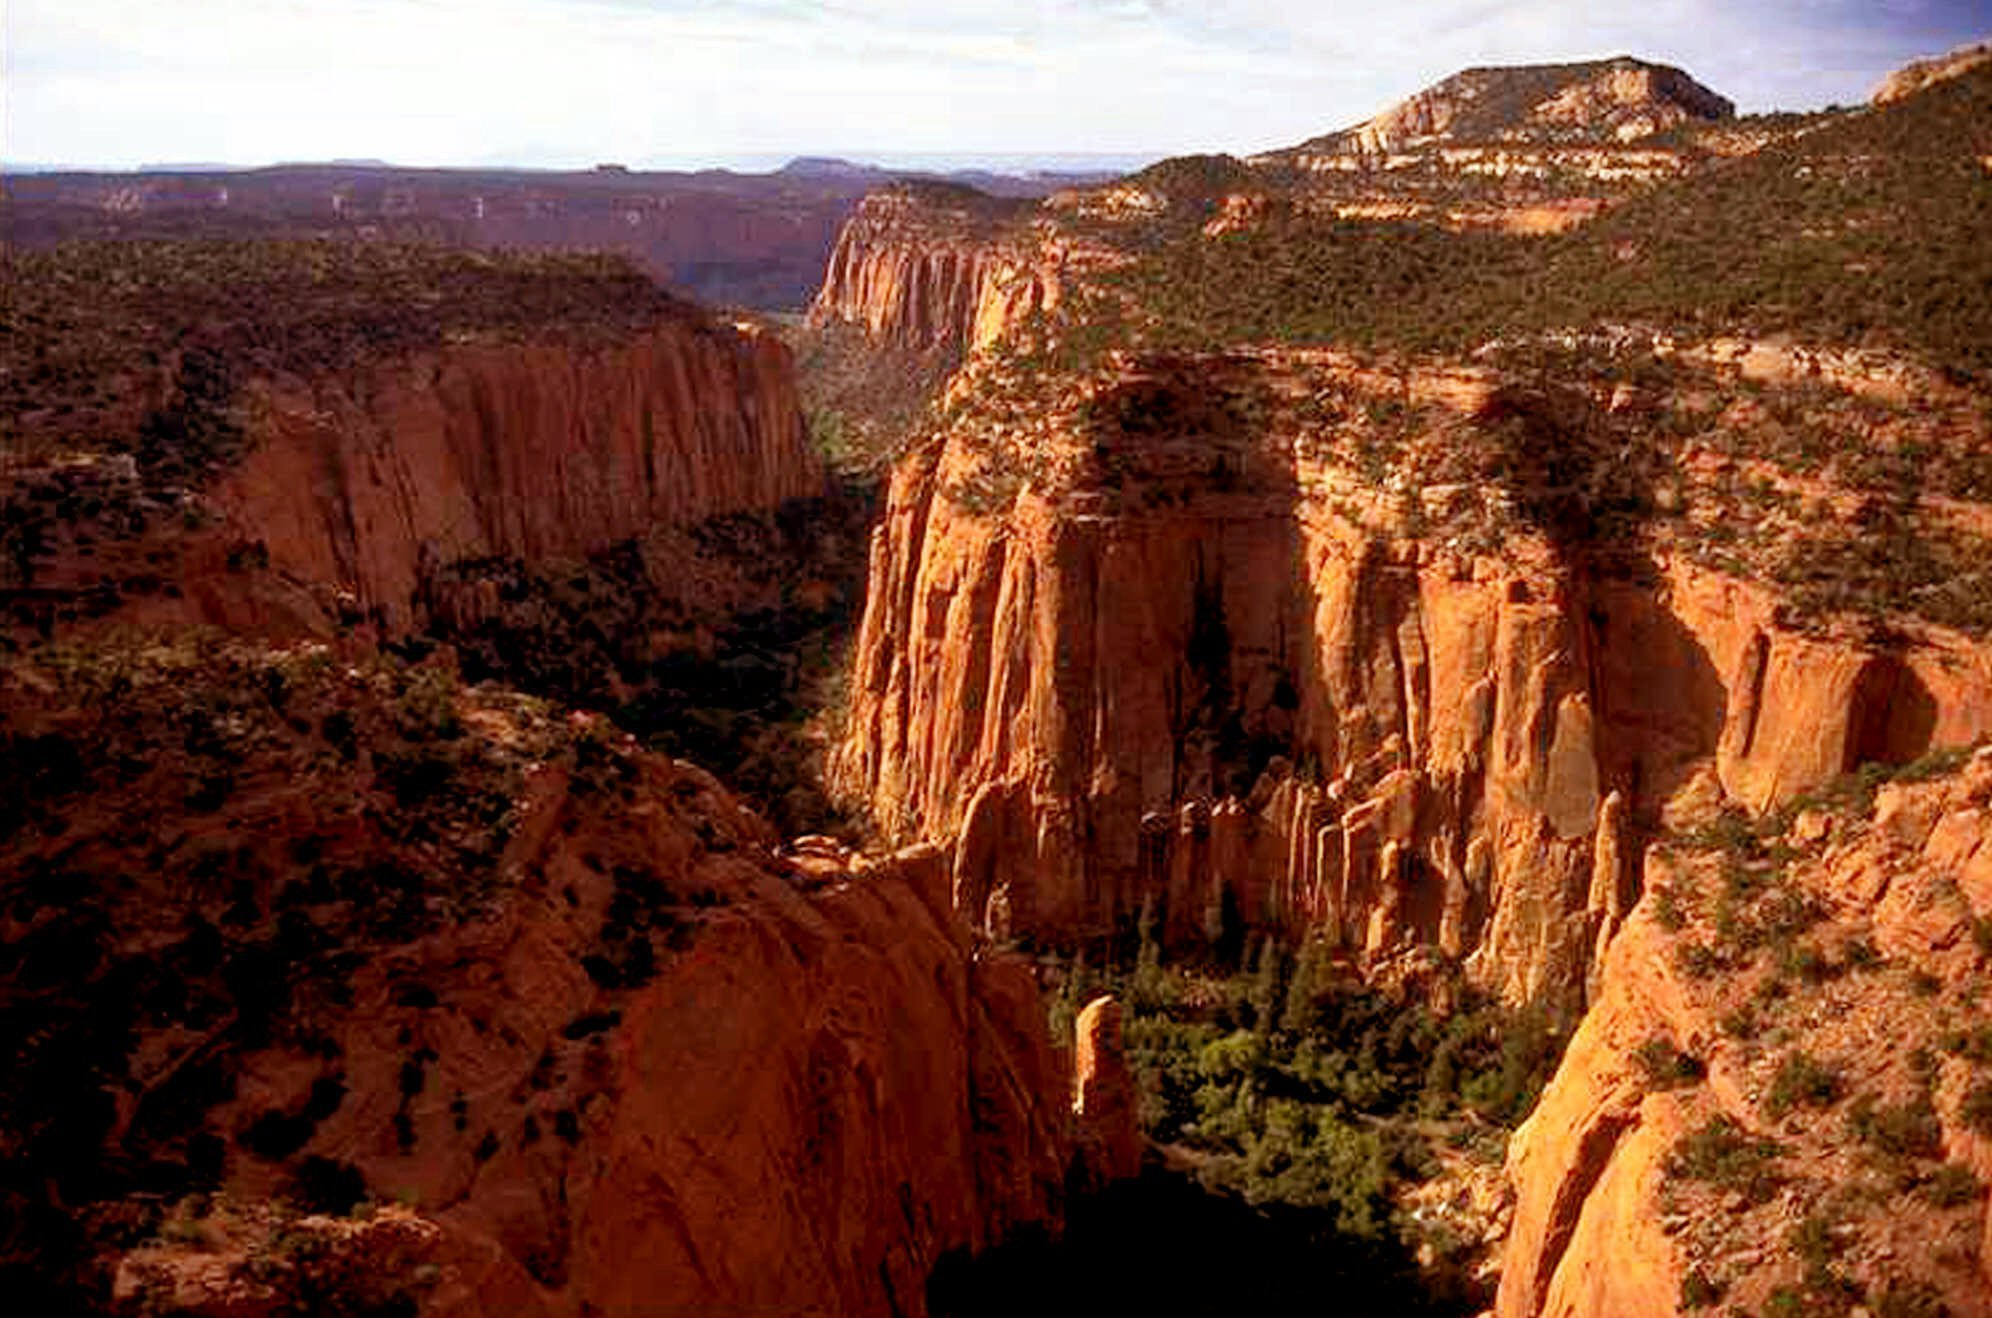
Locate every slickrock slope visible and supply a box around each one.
[1242,58,1741,229]
[1276,57,1734,159]
[829,348,1992,1009]
[1498,749,1992,1317]
[1873,38,1992,105]
[0,645,1094,1315]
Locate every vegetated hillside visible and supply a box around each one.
[1118,60,1992,375]
[423,486,879,839]
[1276,57,1734,155]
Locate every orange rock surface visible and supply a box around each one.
[830,351,1992,1008]
[1072,995,1142,1184]
[219,321,822,629]
[78,707,1085,1317]
[1499,750,1992,1317]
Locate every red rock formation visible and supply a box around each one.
[1071,995,1142,1184]
[830,352,1992,1009]
[1873,39,1992,106]
[808,185,1104,361]
[218,321,821,629]
[1498,749,1992,1317]
[44,674,1079,1317]
[1272,57,1733,160]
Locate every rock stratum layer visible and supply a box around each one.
[807,183,1120,361]
[830,350,1992,1010]
[1498,750,1992,1317]
[220,320,821,629]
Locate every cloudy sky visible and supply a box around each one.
[5,0,1986,169]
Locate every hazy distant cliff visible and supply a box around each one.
[807,184,1095,361]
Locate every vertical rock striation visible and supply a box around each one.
[807,185,1084,362]
[218,320,822,629]
[830,354,1992,1010]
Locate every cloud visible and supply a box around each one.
[5,0,1986,167]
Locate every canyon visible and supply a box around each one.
[3,40,1991,1318]
[801,48,1992,1314]
[824,347,1992,1014]
[1,161,1116,313]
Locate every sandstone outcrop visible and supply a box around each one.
[0,650,1103,1316]
[1498,749,1992,1317]
[1873,39,1992,106]
[830,350,1992,1010]
[220,320,821,630]
[808,184,1123,363]
[1072,995,1142,1184]
[1276,57,1734,160]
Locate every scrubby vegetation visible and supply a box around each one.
[421,489,874,838]
[789,319,957,474]
[0,634,722,1309]
[1114,63,1992,376]
[1647,745,1992,1314]
[2,238,696,469]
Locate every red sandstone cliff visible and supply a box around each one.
[1498,750,1992,1316]
[218,320,821,630]
[807,184,1109,362]
[0,651,1093,1316]
[829,350,1992,1009]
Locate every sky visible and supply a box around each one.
[5,0,1988,170]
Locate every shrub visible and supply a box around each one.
[1961,1081,1992,1137]
[1666,1117,1784,1204]
[1873,1280,1951,1318]
[1921,1162,1983,1208]
[1765,1051,1844,1119]
[1847,1092,1944,1159]
[1633,1035,1705,1089]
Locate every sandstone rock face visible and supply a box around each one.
[1498,751,1992,1317]
[1294,57,1734,158]
[1874,40,1992,106]
[1072,995,1142,1184]
[807,185,1105,362]
[89,731,1075,1318]
[830,353,1992,1010]
[217,321,822,629]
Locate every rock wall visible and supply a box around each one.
[829,362,1992,1010]
[807,188,1065,361]
[1498,751,1992,1317]
[103,745,1088,1317]
[218,320,822,628]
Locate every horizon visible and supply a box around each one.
[5,2,1986,171]
[0,149,1164,177]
